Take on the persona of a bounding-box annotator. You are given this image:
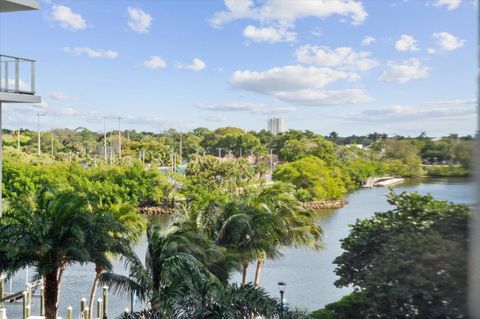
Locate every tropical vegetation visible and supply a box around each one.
[0,126,473,318]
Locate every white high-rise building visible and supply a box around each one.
[267,118,285,135]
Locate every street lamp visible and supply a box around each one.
[278,281,286,319]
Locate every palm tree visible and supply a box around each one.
[0,191,94,319]
[174,200,283,286]
[169,282,280,319]
[99,224,223,316]
[86,203,146,319]
[176,182,322,287]
[241,182,323,286]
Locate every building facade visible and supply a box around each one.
[267,118,285,135]
[0,2,40,316]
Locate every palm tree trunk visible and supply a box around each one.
[88,265,103,319]
[55,261,66,308]
[45,268,59,319]
[254,258,263,287]
[241,262,249,285]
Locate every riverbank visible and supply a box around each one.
[423,165,470,177]
[305,199,348,210]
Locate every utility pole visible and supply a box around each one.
[103,117,107,162]
[17,129,20,150]
[37,113,45,155]
[17,116,21,151]
[118,117,122,159]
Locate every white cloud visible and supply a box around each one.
[378,58,429,83]
[433,32,465,51]
[311,27,323,37]
[395,35,419,52]
[51,5,87,30]
[361,36,376,46]
[434,0,462,10]
[52,107,79,116]
[176,58,206,71]
[211,0,366,43]
[50,90,74,101]
[33,99,48,109]
[273,89,373,106]
[143,56,167,69]
[423,98,476,106]
[295,45,379,71]
[1,78,31,92]
[210,0,368,27]
[427,48,436,54]
[337,104,474,122]
[127,7,153,33]
[64,47,118,59]
[198,102,296,114]
[199,102,264,112]
[230,65,371,106]
[231,65,359,93]
[243,25,296,43]
[205,114,226,122]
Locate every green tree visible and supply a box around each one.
[0,191,95,319]
[87,203,146,319]
[100,224,223,316]
[333,191,470,318]
[310,292,369,319]
[273,157,347,201]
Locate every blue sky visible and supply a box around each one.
[1,0,477,136]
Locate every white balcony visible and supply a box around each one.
[0,0,39,12]
[0,54,40,103]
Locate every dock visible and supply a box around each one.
[363,176,405,188]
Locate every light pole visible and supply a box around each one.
[17,116,21,151]
[37,113,45,155]
[278,281,286,319]
[269,148,275,182]
[118,117,122,159]
[103,117,107,162]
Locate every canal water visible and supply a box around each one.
[4,177,475,317]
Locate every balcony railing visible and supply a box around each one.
[0,54,36,95]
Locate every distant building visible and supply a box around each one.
[267,118,285,135]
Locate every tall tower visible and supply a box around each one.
[267,118,285,135]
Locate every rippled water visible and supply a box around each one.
[4,177,475,317]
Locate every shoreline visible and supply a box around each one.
[305,199,348,210]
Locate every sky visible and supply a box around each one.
[0,0,477,136]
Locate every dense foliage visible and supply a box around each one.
[332,191,470,318]
[3,128,473,177]
[3,153,170,207]
[101,224,280,319]
[0,125,473,318]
